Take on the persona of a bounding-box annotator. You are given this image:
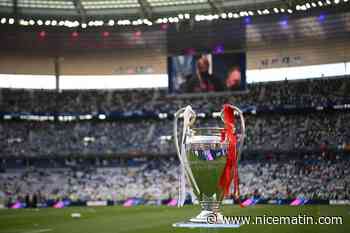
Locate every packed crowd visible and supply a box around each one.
[0,76,350,204]
[240,154,350,200]
[0,159,178,203]
[0,76,349,114]
[1,155,349,203]
[1,111,349,157]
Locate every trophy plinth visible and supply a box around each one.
[172,222,240,229]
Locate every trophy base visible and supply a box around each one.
[172,210,240,229]
[172,222,240,229]
[189,210,223,223]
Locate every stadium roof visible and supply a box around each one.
[0,0,305,19]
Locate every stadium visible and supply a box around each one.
[0,0,350,232]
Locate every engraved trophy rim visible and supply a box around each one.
[188,127,225,145]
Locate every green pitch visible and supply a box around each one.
[0,205,348,233]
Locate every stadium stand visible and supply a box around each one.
[0,76,349,113]
[0,111,350,157]
[0,155,349,204]
[0,76,350,203]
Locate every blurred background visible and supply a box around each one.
[0,0,349,212]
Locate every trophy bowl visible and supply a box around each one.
[173,105,245,226]
[186,127,228,223]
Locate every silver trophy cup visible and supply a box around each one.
[174,105,245,225]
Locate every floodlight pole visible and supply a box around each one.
[73,0,87,24]
[138,0,152,18]
[54,57,60,92]
[12,0,18,24]
[207,0,222,13]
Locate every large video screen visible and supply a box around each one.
[168,53,246,94]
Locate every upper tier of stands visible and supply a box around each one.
[0,76,349,114]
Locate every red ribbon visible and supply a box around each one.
[219,104,244,207]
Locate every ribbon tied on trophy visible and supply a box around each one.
[220,104,244,207]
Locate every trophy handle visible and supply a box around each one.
[220,104,245,161]
[174,106,201,199]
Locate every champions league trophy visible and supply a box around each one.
[173,104,245,228]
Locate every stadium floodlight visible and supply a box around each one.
[81,23,87,28]
[83,136,95,142]
[158,113,168,119]
[326,0,331,4]
[184,13,190,19]
[65,21,72,27]
[274,8,279,13]
[0,18,6,24]
[19,19,28,26]
[8,18,14,24]
[221,13,227,19]
[197,113,206,118]
[312,2,317,7]
[263,9,270,14]
[212,112,221,118]
[306,3,311,8]
[3,115,11,120]
[108,19,115,26]
[51,20,57,26]
[334,0,340,3]
[125,20,131,25]
[93,20,102,26]
[318,1,324,6]
[98,114,106,120]
[287,9,293,13]
[233,13,240,18]
[248,11,254,16]
[257,10,262,15]
[178,14,184,19]
[37,20,43,26]
[29,20,35,25]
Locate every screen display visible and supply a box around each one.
[168,52,246,94]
